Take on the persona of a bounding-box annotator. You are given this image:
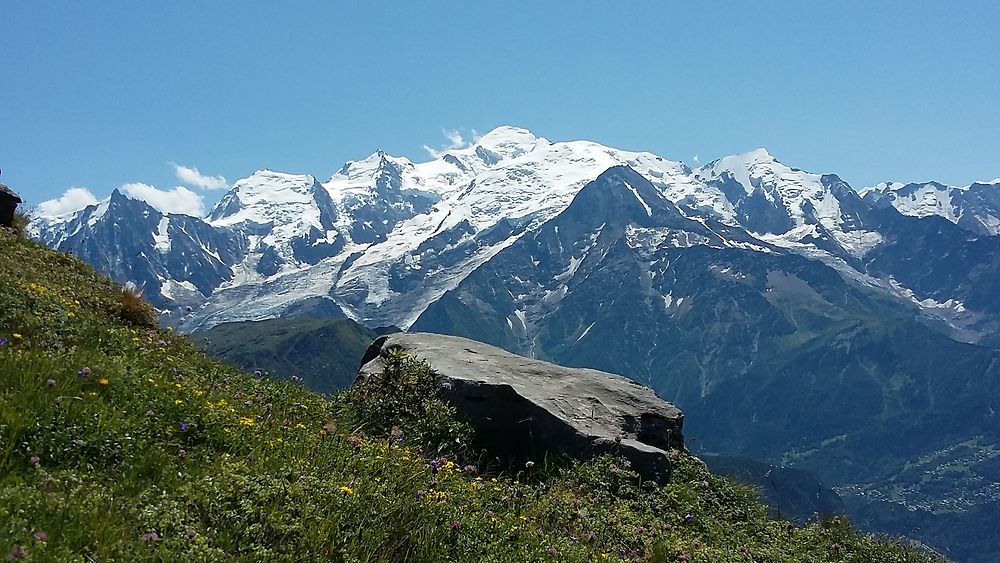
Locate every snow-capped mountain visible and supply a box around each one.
[861,178,1000,236]
[30,126,1000,340]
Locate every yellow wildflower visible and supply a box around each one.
[239,417,255,427]
[99,378,109,386]
[339,485,354,495]
[295,423,306,429]
[67,312,75,318]
[12,333,22,339]
[175,399,183,405]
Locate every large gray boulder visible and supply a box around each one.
[358,332,684,481]
[0,183,21,229]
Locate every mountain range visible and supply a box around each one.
[29,126,1000,561]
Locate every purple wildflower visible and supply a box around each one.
[450,520,461,530]
[0,337,7,346]
[141,531,159,543]
[77,367,91,377]
[684,513,694,523]
[429,458,442,472]
[255,415,264,422]
[514,489,524,499]
[586,531,596,543]
[463,464,476,473]
[243,401,252,408]
[32,531,46,542]
[179,422,189,431]
[46,379,56,388]
[485,510,494,518]
[29,456,40,466]
[568,534,579,542]
[158,341,167,347]
[416,490,425,499]
[547,547,558,557]
[6,546,25,560]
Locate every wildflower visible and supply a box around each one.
[416,490,425,499]
[46,379,56,388]
[322,421,337,434]
[99,378,109,386]
[175,399,183,405]
[450,520,461,530]
[463,464,477,473]
[613,434,622,444]
[547,547,558,557]
[32,531,46,542]
[256,415,264,423]
[587,531,596,543]
[485,510,495,518]
[0,337,7,346]
[339,485,354,495]
[6,546,25,560]
[252,369,262,378]
[146,410,156,417]
[295,423,306,429]
[178,449,186,458]
[12,333,22,339]
[569,534,579,542]
[291,375,302,383]
[514,489,523,499]
[67,311,75,318]
[525,460,535,469]
[185,528,197,539]
[179,422,189,431]
[635,525,645,535]
[683,513,694,523]
[141,531,159,543]
[77,367,91,377]
[239,417,255,427]
[29,456,40,466]
[158,341,167,347]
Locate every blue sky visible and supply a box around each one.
[3,1,999,215]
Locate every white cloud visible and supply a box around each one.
[121,183,205,217]
[171,163,228,190]
[692,155,700,164]
[422,128,479,158]
[37,187,100,218]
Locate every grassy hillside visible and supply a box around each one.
[0,229,938,562]
[200,317,378,393]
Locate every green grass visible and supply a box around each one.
[0,229,940,562]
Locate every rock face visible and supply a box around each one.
[357,332,684,481]
[0,183,21,229]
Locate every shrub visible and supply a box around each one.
[117,283,157,327]
[10,206,32,238]
[341,346,473,456]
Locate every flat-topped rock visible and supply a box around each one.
[358,332,684,481]
[0,183,21,229]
